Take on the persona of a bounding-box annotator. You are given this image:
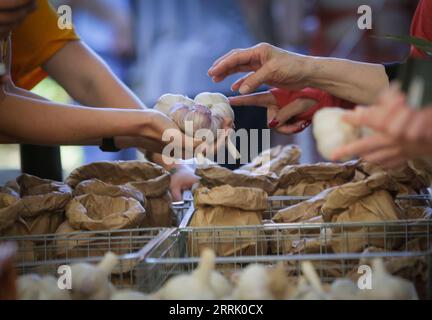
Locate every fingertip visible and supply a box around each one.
[239,84,251,95]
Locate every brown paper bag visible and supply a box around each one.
[239,145,302,175]
[1,175,71,236]
[54,221,139,274]
[66,161,174,227]
[275,161,357,196]
[196,165,278,195]
[274,173,404,253]
[0,192,21,234]
[194,185,267,211]
[74,179,145,203]
[355,160,431,194]
[189,185,268,257]
[66,194,146,231]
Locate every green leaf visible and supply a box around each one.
[377,35,432,55]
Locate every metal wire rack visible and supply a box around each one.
[5,194,432,298]
[172,191,193,225]
[135,219,432,298]
[0,227,167,266]
[264,194,432,220]
[0,192,192,264]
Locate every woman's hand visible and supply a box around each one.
[229,92,315,134]
[0,0,36,39]
[332,86,432,168]
[208,43,312,94]
[168,164,199,202]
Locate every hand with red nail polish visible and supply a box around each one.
[229,91,316,135]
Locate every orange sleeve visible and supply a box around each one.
[11,0,80,90]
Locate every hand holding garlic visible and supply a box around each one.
[155,92,239,159]
[312,107,370,161]
[155,92,234,136]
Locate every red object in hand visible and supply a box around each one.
[270,88,355,132]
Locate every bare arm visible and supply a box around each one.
[307,57,389,104]
[42,41,188,170]
[0,89,154,145]
[42,41,143,109]
[209,43,389,105]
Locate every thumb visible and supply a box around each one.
[238,64,273,94]
[170,185,183,202]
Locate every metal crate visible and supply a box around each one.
[265,194,432,220]
[172,191,193,225]
[0,227,168,266]
[135,220,432,298]
[0,191,192,264]
[10,228,173,290]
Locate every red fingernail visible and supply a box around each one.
[268,119,279,128]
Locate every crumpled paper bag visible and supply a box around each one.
[54,221,139,274]
[74,179,145,204]
[1,174,71,236]
[189,185,268,257]
[65,194,146,231]
[275,161,357,196]
[273,173,405,253]
[66,161,173,227]
[239,145,302,175]
[196,165,278,195]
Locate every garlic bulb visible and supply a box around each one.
[18,274,71,300]
[154,94,194,115]
[312,107,362,161]
[154,92,235,136]
[154,92,240,159]
[155,249,217,300]
[232,264,274,300]
[69,252,119,300]
[169,103,223,137]
[194,92,235,121]
[357,259,418,300]
[329,279,358,300]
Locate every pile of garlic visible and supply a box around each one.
[17,250,419,300]
[151,251,419,300]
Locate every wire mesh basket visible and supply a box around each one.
[0,227,167,266]
[9,228,174,290]
[264,194,432,220]
[135,220,432,298]
[172,191,193,225]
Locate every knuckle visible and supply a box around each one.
[257,42,271,51]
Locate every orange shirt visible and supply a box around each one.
[11,0,79,90]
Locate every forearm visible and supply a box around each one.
[43,41,145,110]
[306,57,389,105]
[0,92,149,145]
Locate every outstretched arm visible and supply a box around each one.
[209,43,389,105]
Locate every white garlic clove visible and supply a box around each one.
[169,103,191,132]
[312,107,362,161]
[209,102,235,123]
[195,93,235,123]
[195,92,230,106]
[154,94,194,115]
[186,105,213,132]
